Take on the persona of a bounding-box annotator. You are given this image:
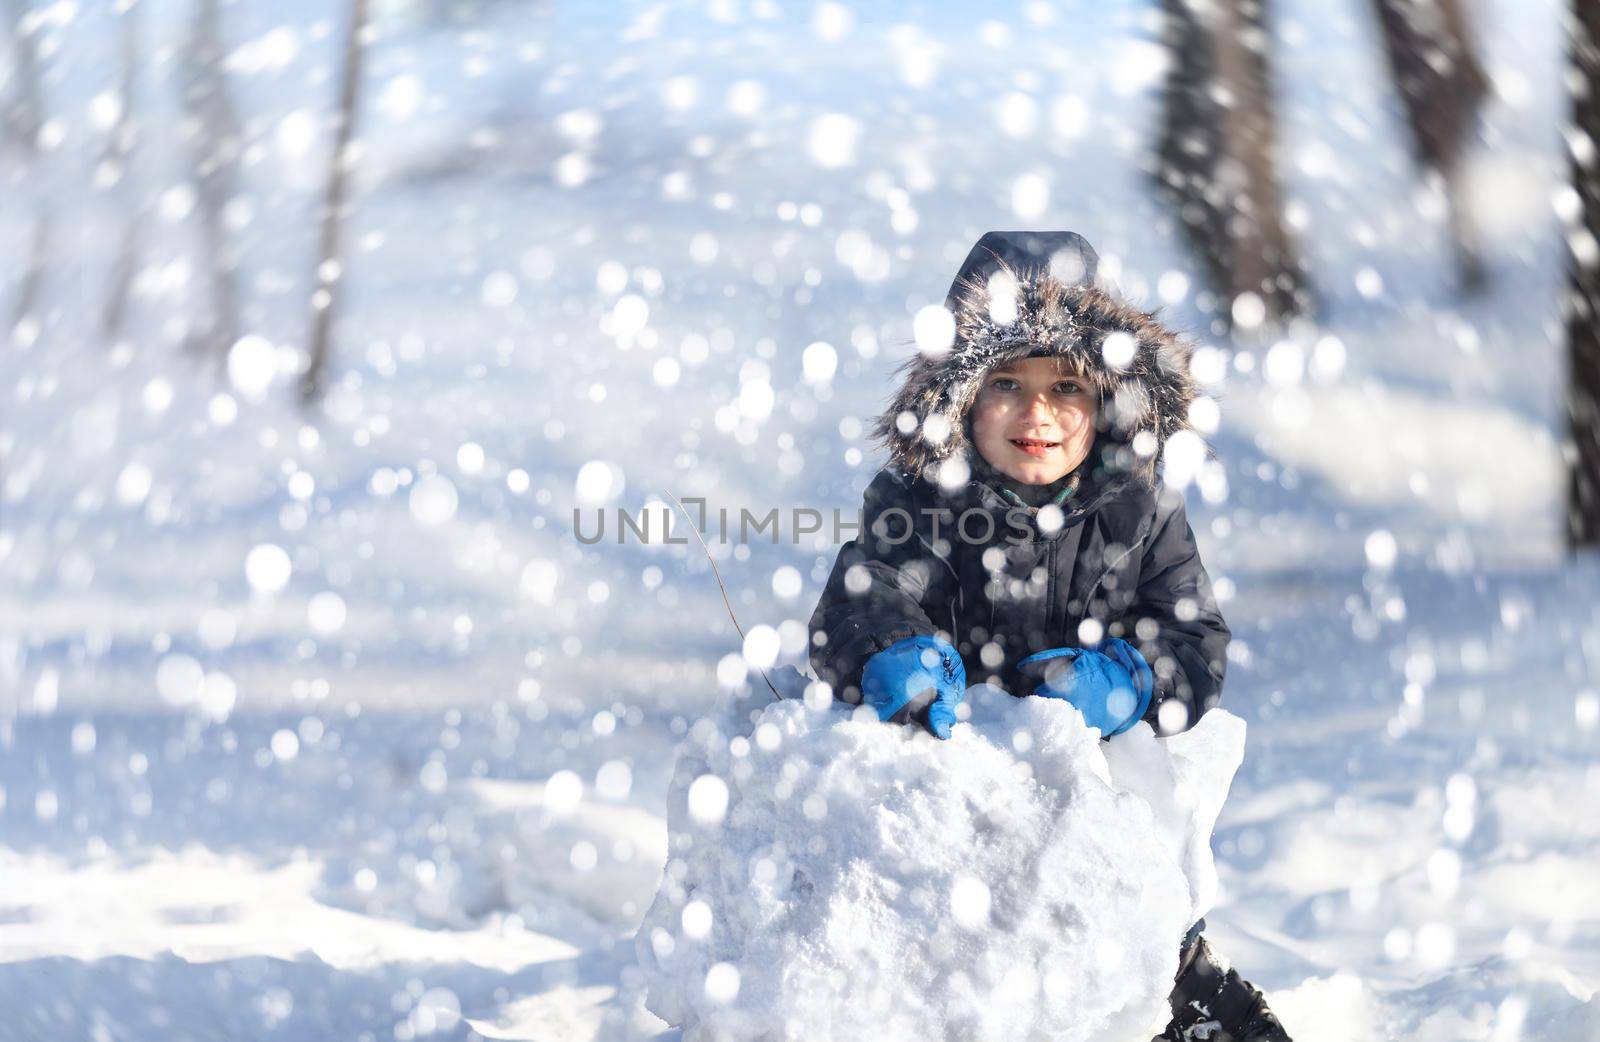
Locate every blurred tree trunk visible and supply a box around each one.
[1155,0,1310,328]
[180,0,241,364]
[0,0,39,146]
[12,213,49,330]
[1571,0,1600,550]
[3,0,49,331]
[1368,0,1490,291]
[102,0,141,338]
[301,0,370,403]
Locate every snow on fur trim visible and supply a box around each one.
[871,266,1205,489]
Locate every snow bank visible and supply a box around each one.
[636,682,1246,1042]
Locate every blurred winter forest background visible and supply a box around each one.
[3,0,1600,1039]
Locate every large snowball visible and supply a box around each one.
[636,686,1245,1042]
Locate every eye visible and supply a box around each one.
[1054,380,1085,395]
[989,377,1019,391]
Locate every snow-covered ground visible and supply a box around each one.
[3,0,1597,1038]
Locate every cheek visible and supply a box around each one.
[969,397,1008,436]
[1060,402,1096,434]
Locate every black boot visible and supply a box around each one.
[1153,936,1292,1042]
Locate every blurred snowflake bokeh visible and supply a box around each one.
[2,0,1598,1039]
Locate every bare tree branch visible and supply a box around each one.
[0,0,41,149]
[1154,0,1312,329]
[1368,0,1491,291]
[102,0,142,338]
[3,0,48,333]
[1569,0,1600,549]
[301,0,371,404]
[179,0,242,365]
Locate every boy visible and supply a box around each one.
[807,231,1291,1041]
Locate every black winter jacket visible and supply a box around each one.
[805,231,1230,735]
[806,457,1229,735]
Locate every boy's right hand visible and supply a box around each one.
[860,635,967,740]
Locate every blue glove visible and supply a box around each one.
[860,635,967,740]
[1017,637,1154,737]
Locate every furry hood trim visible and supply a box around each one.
[871,265,1206,490]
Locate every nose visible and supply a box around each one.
[1023,393,1053,420]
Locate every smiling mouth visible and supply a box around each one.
[1010,438,1060,457]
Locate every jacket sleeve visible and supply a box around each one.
[1123,488,1230,736]
[807,467,945,705]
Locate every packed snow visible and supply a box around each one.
[636,686,1244,1041]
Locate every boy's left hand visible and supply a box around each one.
[1017,637,1154,737]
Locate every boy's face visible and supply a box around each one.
[968,356,1098,485]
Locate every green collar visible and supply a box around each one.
[965,448,1085,512]
[991,468,1081,514]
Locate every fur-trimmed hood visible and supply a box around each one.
[871,231,1203,491]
